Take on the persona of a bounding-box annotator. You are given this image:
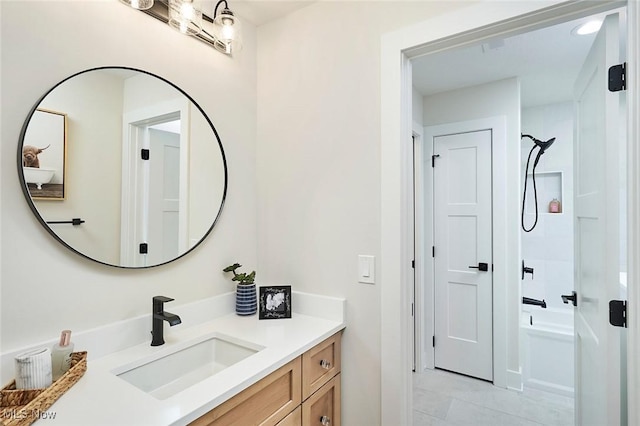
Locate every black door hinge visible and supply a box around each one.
[432,246,435,257]
[139,243,148,254]
[432,154,440,167]
[608,63,626,92]
[411,260,415,269]
[609,300,627,328]
[141,149,150,160]
[432,336,435,347]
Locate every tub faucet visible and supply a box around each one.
[151,296,182,346]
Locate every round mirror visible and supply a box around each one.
[18,67,227,268]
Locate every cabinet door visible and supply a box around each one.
[302,374,340,426]
[277,406,302,426]
[190,357,301,426]
[302,333,341,400]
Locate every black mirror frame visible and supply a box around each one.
[17,66,228,269]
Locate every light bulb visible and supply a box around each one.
[573,20,602,36]
[181,2,195,20]
[221,24,235,41]
[168,0,202,36]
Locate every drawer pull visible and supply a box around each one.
[320,415,331,425]
[320,359,332,369]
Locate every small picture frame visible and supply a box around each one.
[259,286,292,320]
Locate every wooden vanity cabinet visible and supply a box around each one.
[190,357,301,426]
[301,332,341,400]
[277,406,302,426]
[190,332,342,426]
[301,374,340,426]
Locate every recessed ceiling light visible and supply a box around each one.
[572,20,602,36]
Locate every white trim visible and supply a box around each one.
[422,116,508,388]
[412,122,425,373]
[508,368,524,392]
[120,99,190,266]
[381,1,637,423]
[380,51,412,425]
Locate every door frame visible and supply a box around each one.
[120,99,190,266]
[419,117,507,386]
[380,1,638,424]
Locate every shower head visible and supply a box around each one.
[535,137,555,152]
[522,134,556,152]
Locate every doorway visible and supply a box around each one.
[418,118,505,383]
[402,3,632,426]
[380,1,639,425]
[121,101,190,267]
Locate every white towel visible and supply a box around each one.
[15,347,52,389]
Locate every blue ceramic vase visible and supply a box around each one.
[236,283,257,315]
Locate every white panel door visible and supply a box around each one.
[434,130,493,381]
[147,128,181,265]
[573,13,622,426]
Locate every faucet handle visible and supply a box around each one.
[153,296,174,303]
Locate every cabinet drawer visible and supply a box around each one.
[302,333,341,400]
[302,373,340,426]
[190,357,302,426]
[277,406,302,426]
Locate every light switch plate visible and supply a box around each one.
[358,255,375,284]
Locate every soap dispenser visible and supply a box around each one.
[51,330,74,381]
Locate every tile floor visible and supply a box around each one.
[413,369,574,426]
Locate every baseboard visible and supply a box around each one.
[507,368,523,391]
[524,378,574,397]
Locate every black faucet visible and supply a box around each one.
[151,296,182,346]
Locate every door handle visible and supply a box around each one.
[468,262,489,272]
[561,291,577,307]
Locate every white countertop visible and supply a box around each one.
[36,313,344,426]
[0,292,346,426]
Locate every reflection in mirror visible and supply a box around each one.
[18,67,227,268]
[23,109,67,200]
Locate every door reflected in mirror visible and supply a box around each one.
[18,67,227,268]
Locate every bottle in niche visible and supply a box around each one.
[549,198,562,213]
[51,330,74,381]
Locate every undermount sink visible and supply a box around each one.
[114,333,263,400]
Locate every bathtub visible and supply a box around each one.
[521,307,574,397]
[23,166,55,189]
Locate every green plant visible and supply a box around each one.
[223,263,256,285]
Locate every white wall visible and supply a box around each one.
[1,2,257,350]
[423,78,522,381]
[256,2,469,424]
[521,102,574,310]
[34,71,124,265]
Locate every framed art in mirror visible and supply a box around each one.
[22,109,67,200]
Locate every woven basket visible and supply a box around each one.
[0,351,87,426]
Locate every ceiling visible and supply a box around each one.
[412,10,620,108]
[201,0,316,26]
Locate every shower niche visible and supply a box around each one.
[524,171,563,215]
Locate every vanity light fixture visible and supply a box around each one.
[119,0,241,56]
[168,0,203,36]
[212,0,242,54]
[119,0,154,11]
